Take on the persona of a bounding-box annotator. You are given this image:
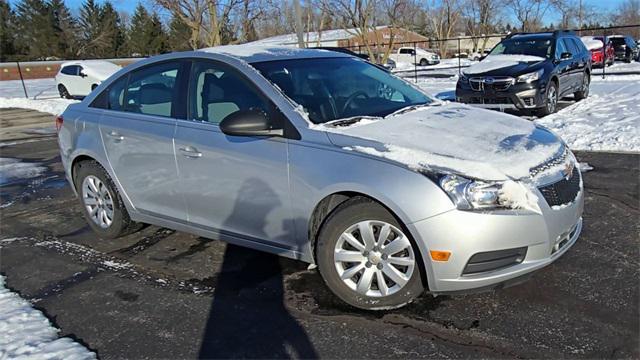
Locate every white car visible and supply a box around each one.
[389,47,440,66]
[55,60,121,99]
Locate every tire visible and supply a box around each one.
[58,84,71,99]
[316,196,424,310]
[74,160,140,239]
[91,84,98,91]
[419,58,428,66]
[574,73,590,101]
[537,81,558,117]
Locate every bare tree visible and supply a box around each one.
[321,0,379,60]
[463,0,501,52]
[506,0,550,32]
[425,0,462,58]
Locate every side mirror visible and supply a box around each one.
[219,109,283,137]
[79,71,87,78]
[560,52,572,60]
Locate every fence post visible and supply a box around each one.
[413,42,417,83]
[16,61,29,99]
[457,37,461,75]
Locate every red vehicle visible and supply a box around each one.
[583,36,614,67]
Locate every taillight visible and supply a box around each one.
[55,115,63,132]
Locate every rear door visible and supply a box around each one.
[99,60,188,221]
[173,59,294,250]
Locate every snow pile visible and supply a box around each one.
[463,54,545,74]
[327,104,562,181]
[0,275,96,359]
[0,158,47,185]
[580,37,603,51]
[535,78,640,152]
[0,97,75,115]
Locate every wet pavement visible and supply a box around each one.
[0,109,638,359]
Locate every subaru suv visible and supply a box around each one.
[456,31,591,116]
[57,46,583,310]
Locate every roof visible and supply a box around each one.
[247,26,389,47]
[199,45,351,63]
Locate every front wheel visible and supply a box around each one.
[574,74,590,101]
[316,197,424,310]
[419,58,428,66]
[58,84,70,99]
[74,161,140,239]
[538,81,559,117]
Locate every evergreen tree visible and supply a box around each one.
[167,13,191,51]
[78,0,105,58]
[128,5,167,56]
[14,0,52,59]
[147,12,168,54]
[100,2,126,57]
[0,0,16,61]
[49,0,78,58]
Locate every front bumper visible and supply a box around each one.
[456,79,546,110]
[407,185,584,293]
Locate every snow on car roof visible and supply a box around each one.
[199,45,351,63]
[580,36,604,50]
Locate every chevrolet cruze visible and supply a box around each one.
[57,46,583,310]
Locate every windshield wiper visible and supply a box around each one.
[325,116,381,127]
[386,102,438,118]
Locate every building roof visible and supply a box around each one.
[248,26,390,47]
[199,45,351,63]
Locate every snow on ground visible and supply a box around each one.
[0,275,96,359]
[0,158,47,185]
[414,73,640,152]
[0,78,78,115]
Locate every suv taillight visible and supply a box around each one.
[55,115,63,132]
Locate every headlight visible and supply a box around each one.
[517,69,544,83]
[439,175,503,210]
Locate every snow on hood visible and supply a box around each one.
[79,61,121,80]
[463,54,546,75]
[581,37,603,51]
[321,103,564,181]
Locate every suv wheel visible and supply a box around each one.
[58,84,70,99]
[75,161,140,239]
[574,74,590,101]
[538,81,558,117]
[316,197,424,310]
[419,58,428,66]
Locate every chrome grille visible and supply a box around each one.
[469,76,515,92]
[529,146,569,178]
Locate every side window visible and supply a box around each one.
[555,39,567,58]
[77,66,84,76]
[563,38,578,55]
[570,38,586,54]
[188,61,270,125]
[124,62,180,117]
[61,65,77,75]
[108,75,128,111]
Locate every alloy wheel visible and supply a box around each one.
[547,86,557,113]
[334,220,415,297]
[82,175,114,229]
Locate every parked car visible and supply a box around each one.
[456,30,592,116]
[581,36,614,67]
[55,60,121,99]
[609,35,639,62]
[591,36,615,66]
[388,46,440,66]
[58,46,583,310]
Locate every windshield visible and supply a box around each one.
[251,57,432,124]
[490,38,553,58]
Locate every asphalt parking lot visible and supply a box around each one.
[0,109,638,359]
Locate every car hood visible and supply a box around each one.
[463,54,546,77]
[321,103,564,181]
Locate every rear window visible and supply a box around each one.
[611,38,626,46]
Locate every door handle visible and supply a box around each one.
[179,146,202,158]
[107,131,124,141]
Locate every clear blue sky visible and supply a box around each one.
[7,0,628,26]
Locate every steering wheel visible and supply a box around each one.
[341,91,369,115]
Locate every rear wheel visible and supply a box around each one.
[316,197,424,310]
[58,84,70,99]
[574,73,590,101]
[91,83,98,91]
[538,81,558,117]
[74,161,140,239]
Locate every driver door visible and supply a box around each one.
[174,60,295,250]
